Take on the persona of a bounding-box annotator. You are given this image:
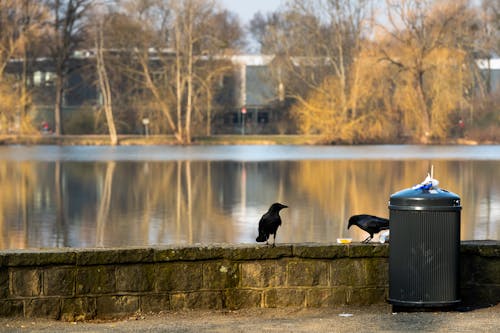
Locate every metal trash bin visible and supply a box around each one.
[388,181,461,309]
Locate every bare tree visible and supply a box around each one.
[109,0,242,143]
[44,0,92,135]
[0,0,48,134]
[376,0,477,142]
[253,0,374,142]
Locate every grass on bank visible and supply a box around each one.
[0,134,327,146]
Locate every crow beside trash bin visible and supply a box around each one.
[348,214,390,243]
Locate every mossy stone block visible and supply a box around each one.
[240,260,286,288]
[76,248,154,266]
[0,268,8,298]
[460,255,475,288]
[154,246,224,262]
[60,297,96,321]
[224,289,262,310]
[1,249,76,267]
[36,250,76,266]
[140,294,170,313]
[306,287,348,307]
[349,244,389,258]
[346,287,387,305]
[25,298,61,319]
[202,260,239,289]
[293,244,348,259]
[156,262,202,291]
[76,265,115,295]
[472,257,500,285]
[170,291,223,310]
[0,300,23,317]
[363,258,389,287]
[225,245,293,261]
[287,260,328,287]
[96,295,139,318]
[3,251,37,267]
[43,267,75,296]
[330,258,362,286]
[116,264,155,292]
[10,268,41,297]
[461,241,500,257]
[264,288,305,307]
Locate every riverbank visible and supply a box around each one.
[0,134,322,146]
[0,134,488,146]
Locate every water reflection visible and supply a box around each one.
[0,150,499,249]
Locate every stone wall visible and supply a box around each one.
[0,241,498,320]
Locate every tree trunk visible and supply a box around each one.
[175,24,184,144]
[185,33,193,144]
[54,75,64,136]
[415,71,431,143]
[96,25,118,145]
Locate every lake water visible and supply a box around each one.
[0,145,499,249]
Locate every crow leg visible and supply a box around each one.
[362,235,372,243]
[272,233,277,247]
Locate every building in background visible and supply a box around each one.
[5,52,499,136]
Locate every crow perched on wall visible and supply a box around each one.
[348,214,389,243]
[256,203,288,247]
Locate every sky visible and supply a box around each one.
[220,0,284,25]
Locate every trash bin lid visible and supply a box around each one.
[389,187,461,210]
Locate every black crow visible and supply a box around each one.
[348,214,389,243]
[256,203,288,247]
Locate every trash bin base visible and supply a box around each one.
[391,304,459,313]
[388,298,461,309]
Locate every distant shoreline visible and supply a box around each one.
[0,134,492,146]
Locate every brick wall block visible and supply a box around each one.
[170,291,223,310]
[140,294,170,313]
[364,258,389,287]
[156,263,202,291]
[346,287,387,305]
[306,287,348,307]
[264,288,306,307]
[471,257,500,285]
[116,264,155,292]
[224,289,262,310]
[76,248,154,266]
[330,259,363,286]
[96,295,139,318]
[24,298,61,319]
[0,300,23,317]
[10,269,41,297]
[203,261,239,289]
[241,260,286,288]
[292,244,349,259]
[0,269,8,298]
[43,267,75,296]
[60,297,96,321]
[76,266,115,295]
[287,260,328,287]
